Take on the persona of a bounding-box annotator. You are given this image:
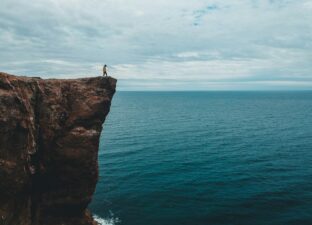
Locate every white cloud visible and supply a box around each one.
[176,52,201,58]
[0,0,311,90]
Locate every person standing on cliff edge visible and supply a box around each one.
[103,64,108,76]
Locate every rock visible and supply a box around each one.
[0,72,116,225]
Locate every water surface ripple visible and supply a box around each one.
[90,91,312,225]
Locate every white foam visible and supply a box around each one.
[93,214,120,225]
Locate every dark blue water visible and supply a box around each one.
[90,91,312,225]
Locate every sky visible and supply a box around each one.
[0,0,312,90]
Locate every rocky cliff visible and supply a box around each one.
[0,72,116,225]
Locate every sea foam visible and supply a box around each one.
[93,214,120,225]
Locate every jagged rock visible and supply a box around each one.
[0,72,116,225]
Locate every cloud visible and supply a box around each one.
[175,52,201,58]
[0,0,311,90]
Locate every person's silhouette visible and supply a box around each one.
[103,64,108,76]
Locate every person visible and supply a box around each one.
[103,64,108,76]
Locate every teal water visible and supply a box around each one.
[90,91,312,225]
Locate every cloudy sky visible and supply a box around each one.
[0,0,312,90]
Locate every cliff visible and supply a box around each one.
[0,72,116,225]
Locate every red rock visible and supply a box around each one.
[0,72,116,225]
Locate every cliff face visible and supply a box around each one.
[0,72,116,225]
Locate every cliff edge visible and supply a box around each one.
[0,72,116,225]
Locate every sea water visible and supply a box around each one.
[90,91,312,225]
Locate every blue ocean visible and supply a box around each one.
[90,91,312,225]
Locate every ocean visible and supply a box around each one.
[89,91,312,225]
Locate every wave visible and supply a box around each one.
[93,214,120,225]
